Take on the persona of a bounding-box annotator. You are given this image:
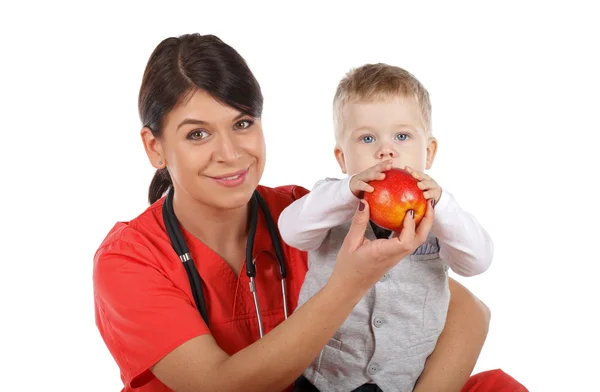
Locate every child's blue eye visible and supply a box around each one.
[362,135,375,143]
[395,133,409,141]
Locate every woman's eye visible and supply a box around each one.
[234,119,254,130]
[188,130,209,140]
[395,133,409,141]
[361,135,375,143]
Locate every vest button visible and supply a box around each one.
[368,363,381,375]
[373,316,385,328]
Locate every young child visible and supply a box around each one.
[279,63,494,392]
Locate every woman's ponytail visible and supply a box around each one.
[148,168,172,204]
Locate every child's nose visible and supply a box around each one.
[377,148,396,159]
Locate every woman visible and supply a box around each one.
[93,33,518,392]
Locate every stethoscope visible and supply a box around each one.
[162,186,289,337]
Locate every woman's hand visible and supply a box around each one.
[330,199,435,294]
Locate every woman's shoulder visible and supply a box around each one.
[93,198,168,274]
[92,197,178,309]
[98,198,165,246]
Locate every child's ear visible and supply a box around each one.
[334,147,348,174]
[425,137,438,170]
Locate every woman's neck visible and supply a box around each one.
[172,191,249,270]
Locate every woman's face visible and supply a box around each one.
[143,89,266,210]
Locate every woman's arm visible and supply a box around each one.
[414,278,491,392]
[152,200,435,392]
[151,277,363,391]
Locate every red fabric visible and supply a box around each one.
[462,369,528,392]
[93,184,310,391]
[94,182,527,392]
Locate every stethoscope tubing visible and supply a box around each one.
[162,187,288,337]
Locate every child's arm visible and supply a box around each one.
[279,160,394,251]
[405,167,493,277]
[278,177,358,251]
[432,190,494,276]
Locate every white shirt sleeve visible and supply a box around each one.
[432,190,494,277]
[278,176,358,251]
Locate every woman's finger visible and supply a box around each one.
[342,200,371,252]
[376,210,416,259]
[415,199,435,243]
[398,209,416,244]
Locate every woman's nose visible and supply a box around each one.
[216,133,241,162]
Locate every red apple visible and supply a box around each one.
[363,167,427,232]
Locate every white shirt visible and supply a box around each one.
[279,176,494,277]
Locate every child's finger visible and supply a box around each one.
[374,159,393,173]
[405,166,422,180]
[368,163,392,179]
[423,190,440,200]
[418,172,432,181]
[366,171,386,181]
[358,181,375,193]
[417,179,438,191]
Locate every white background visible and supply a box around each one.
[1,1,598,391]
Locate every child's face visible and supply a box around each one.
[335,96,437,175]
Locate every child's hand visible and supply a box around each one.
[349,160,393,197]
[405,166,442,206]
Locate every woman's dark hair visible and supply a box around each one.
[139,33,264,204]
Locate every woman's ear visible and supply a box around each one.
[141,127,166,169]
[425,137,438,170]
[334,147,347,174]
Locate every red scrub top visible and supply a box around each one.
[93,184,310,392]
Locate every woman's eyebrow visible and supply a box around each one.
[176,113,248,131]
[177,118,208,131]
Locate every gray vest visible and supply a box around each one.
[296,221,450,392]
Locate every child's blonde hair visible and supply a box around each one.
[333,63,432,143]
